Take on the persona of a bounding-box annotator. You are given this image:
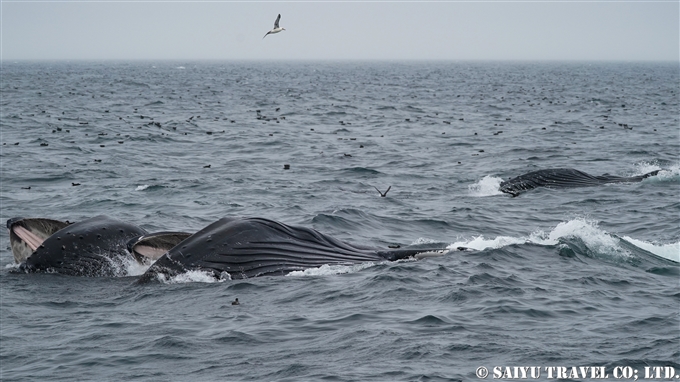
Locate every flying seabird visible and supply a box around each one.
[263,14,285,39]
[373,186,391,197]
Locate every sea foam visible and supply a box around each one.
[286,262,378,277]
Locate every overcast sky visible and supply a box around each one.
[2,1,678,61]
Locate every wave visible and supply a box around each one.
[447,218,679,263]
[134,184,168,192]
[341,167,382,175]
[116,79,150,88]
[621,237,679,263]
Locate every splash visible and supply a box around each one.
[286,262,377,277]
[157,270,226,284]
[634,161,662,176]
[633,161,680,182]
[468,175,504,197]
[122,257,152,277]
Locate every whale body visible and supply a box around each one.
[138,217,451,282]
[499,168,659,197]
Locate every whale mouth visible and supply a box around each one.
[127,231,192,262]
[12,225,45,251]
[132,244,171,261]
[7,217,71,263]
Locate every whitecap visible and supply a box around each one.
[541,218,630,259]
[447,218,632,260]
[622,237,680,263]
[135,184,150,191]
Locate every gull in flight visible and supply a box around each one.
[263,14,285,39]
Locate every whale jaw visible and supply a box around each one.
[7,217,70,263]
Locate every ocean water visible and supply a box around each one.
[1,61,678,381]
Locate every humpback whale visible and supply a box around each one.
[499,168,660,197]
[7,215,152,276]
[138,217,452,282]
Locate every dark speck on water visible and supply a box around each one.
[1,61,678,381]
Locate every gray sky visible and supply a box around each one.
[2,1,678,61]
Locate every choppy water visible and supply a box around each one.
[1,61,678,381]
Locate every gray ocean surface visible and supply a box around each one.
[1,61,678,381]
